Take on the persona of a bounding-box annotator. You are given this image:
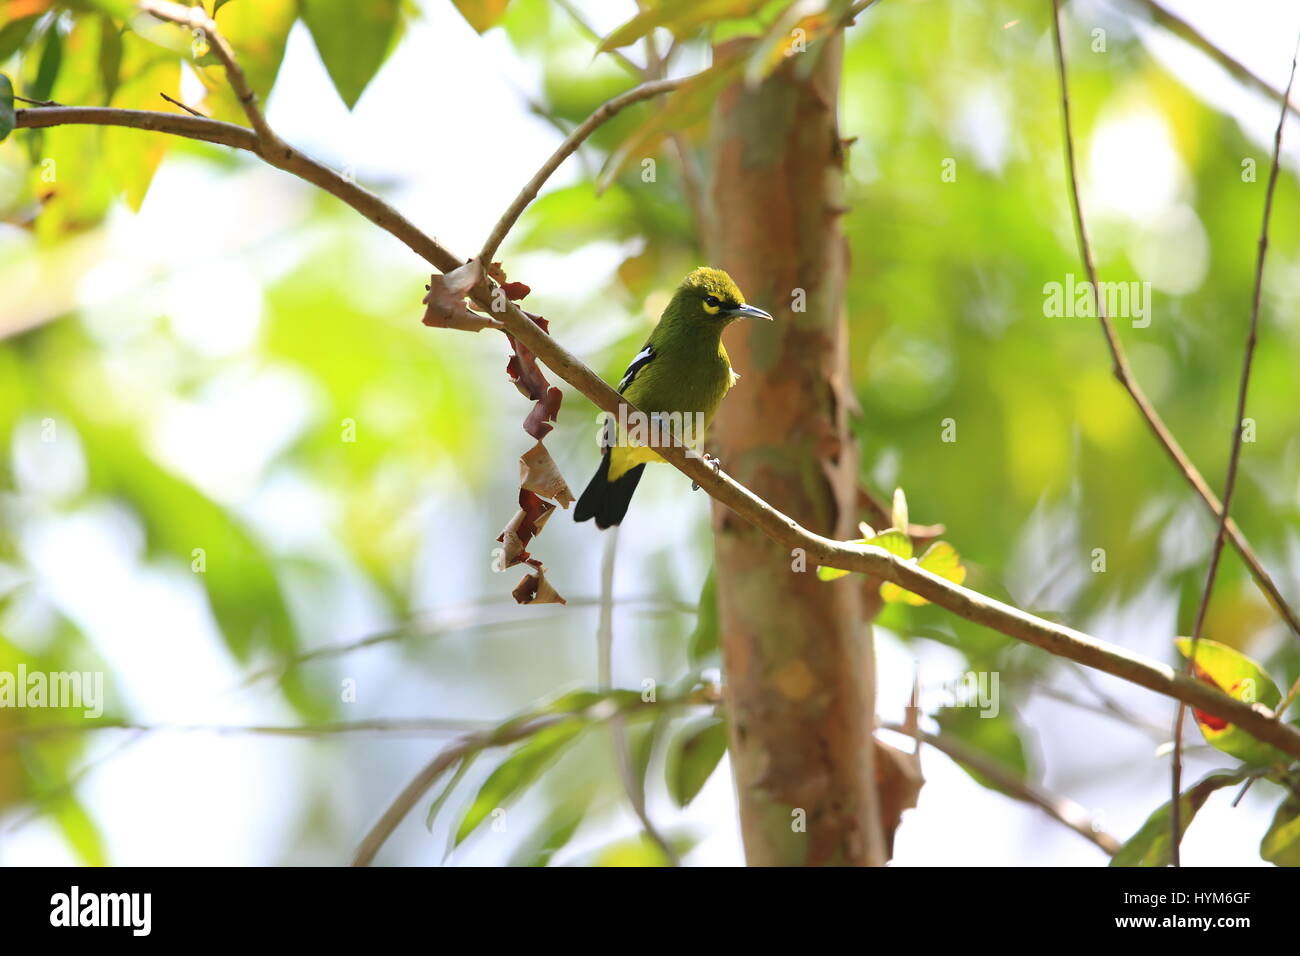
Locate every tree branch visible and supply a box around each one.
[16,73,1300,763]
[1049,0,1300,644]
[140,0,281,146]
[880,721,1120,855]
[477,76,684,267]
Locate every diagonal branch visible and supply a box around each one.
[1049,0,1300,644]
[477,76,684,267]
[880,721,1120,855]
[1129,0,1300,122]
[1170,28,1300,866]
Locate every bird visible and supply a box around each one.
[574,267,773,529]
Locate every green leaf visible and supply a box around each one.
[598,42,750,190]
[53,796,109,866]
[590,831,691,866]
[30,23,63,103]
[301,0,401,109]
[629,711,670,808]
[96,15,123,104]
[687,569,719,664]
[507,796,589,867]
[452,0,512,34]
[1174,637,1286,767]
[934,703,1029,796]
[598,0,770,52]
[425,750,479,831]
[891,486,908,532]
[1111,770,1248,867]
[0,73,13,142]
[667,715,728,807]
[454,719,586,846]
[1260,791,1300,866]
[193,0,297,123]
[0,16,40,64]
[881,540,967,606]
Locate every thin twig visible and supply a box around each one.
[477,76,684,267]
[159,91,203,117]
[880,721,1120,855]
[1129,0,1300,122]
[1,717,492,743]
[1049,0,1300,646]
[14,94,61,107]
[238,594,692,687]
[140,0,280,147]
[1170,28,1300,866]
[599,528,681,865]
[350,687,720,866]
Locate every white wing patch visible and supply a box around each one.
[728,368,741,388]
[618,345,656,394]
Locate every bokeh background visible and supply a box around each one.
[2,0,1299,865]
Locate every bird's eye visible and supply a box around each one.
[704,295,720,307]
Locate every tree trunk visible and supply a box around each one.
[707,35,882,866]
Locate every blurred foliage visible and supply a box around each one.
[1,0,1299,864]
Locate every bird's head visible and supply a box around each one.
[673,267,773,323]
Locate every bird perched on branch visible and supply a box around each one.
[574,267,772,529]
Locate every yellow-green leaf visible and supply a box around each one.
[881,540,966,605]
[598,0,770,52]
[667,715,728,807]
[301,0,400,109]
[1111,770,1247,867]
[454,719,585,846]
[1261,793,1300,866]
[0,73,13,142]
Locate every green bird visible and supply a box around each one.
[574,267,773,529]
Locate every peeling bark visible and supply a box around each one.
[707,35,883,866]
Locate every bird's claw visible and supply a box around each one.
[691,454,722,491]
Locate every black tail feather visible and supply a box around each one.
[574,450,645,529]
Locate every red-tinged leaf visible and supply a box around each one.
[520,442,574,508]
[522,385,562,440]
[513,567,566,605]
[422,260,498,332]
[502,280,530,300]
[497,489,554,568]
[1174,637,1286,767]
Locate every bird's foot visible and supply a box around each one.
[691,454,722,491]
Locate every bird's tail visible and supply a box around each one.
[574,449,645,529]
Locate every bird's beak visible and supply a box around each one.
[726,303,773,321]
